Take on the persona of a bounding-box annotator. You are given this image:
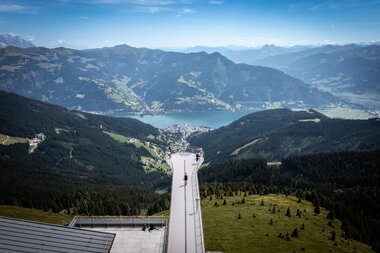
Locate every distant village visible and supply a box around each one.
[163,124,210,150]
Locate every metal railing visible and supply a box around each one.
[192,156,205,253]
[69,216,168,228]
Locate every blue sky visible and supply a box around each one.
[0,0,380,49]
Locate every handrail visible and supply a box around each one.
[193,156,205,253]
[69,216,169,228]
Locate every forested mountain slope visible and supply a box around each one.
[189,108,380,163]
[0,91,169,212]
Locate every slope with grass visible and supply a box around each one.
[0,91,173,213]
[0,205,71,225]
[189,108,380,163]
[202,194,373,253]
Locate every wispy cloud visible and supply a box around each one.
[0,4,38,13]
[85,0,182,5]
[181,8,195,14]
[84,0,197,13]
[310,0,380,11]
[288,3,303,11]
[127,5,195,14]
[310,2,339,11]
[27,35,36,42]
[209,0,224,4]
[127,5,171,13]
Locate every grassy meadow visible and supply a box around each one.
[0,205,71,225]
[201,194,373,253]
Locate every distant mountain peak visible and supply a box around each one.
[0,34,35,48]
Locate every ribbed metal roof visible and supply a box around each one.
[0,216,115,253]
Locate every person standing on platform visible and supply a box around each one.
[184,172,188,186]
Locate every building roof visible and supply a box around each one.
[0,216,115,253]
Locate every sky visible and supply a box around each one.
[0,0,380,49]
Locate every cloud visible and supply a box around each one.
[85,0,179,5]
[310,0,380,11]
[57,39,66,44]
[310,2,339,11]
[127,5,171,13]
[322,39,336,45]
[79,16,90,20]
[27,35,36,42]
[288,3,303,11]
[0,4,38,13]
[127,5,195,14]
[181,8,195,14]
[209,0,224,4]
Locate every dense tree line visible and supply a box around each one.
[190,108,380,163]
[199,150,380,251]
[0,91,173,217]
[50,186,170,217]
[189,109,320,162]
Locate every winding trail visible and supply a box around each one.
[2,135,9,145]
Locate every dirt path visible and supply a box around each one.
[2,135,9,145]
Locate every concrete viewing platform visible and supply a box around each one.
[69,216,168,253]
[166,151,205,253]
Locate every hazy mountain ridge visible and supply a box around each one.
[0,34,35,48]
[0,44,339,113]
[254,45,380,112]
[189,108,380,163]
[181,44,313,64]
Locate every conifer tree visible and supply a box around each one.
[286,207,291,217]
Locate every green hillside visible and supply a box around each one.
[202,194,373,253]
[0,91,172,214]
[0,205,71,225]
[198,150,380,251]
[189,108,380,163]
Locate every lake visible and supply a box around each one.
[109,111,257,129]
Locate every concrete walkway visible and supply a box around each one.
[167,152,205,253]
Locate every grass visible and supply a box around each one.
[201,194,374,253]
[321,107,374,119]
[104,130,172,174]
[0,205,72,225]
[103,131,130,142]
[0,133,30,145]
[104,130,160,159]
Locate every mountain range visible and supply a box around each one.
[0,44,340,114]
[181,44,313,64]
[189,108,380,163]
[182,44,380,114]
[0,34,35,49]
[244,44,380,113]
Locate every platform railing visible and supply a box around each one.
[69,216,168,229]
[192,155,205,253]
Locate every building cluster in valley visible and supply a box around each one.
[163,124,210,150]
